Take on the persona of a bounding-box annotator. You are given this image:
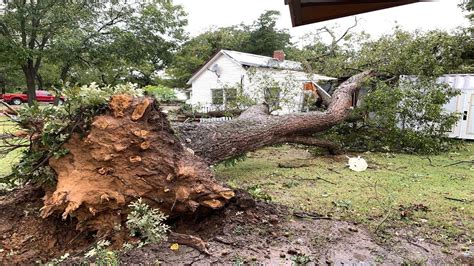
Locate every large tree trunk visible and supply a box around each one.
[175,70,373,164]
[21,59,37,105]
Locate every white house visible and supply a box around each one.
[186,50,336,115]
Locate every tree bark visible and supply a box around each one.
[174,70,373,164]
[36,72,44,90]
[22,60,37,105]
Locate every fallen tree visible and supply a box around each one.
[176,71,373,162]
[0,70,372,262]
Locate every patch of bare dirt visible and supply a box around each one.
[0,186,93,264]
[117,191,470,265]
[1,189,471,264]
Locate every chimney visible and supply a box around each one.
[273,50,285,62]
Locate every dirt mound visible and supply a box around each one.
[41,95,233,235]
[118,193,470,265]
[1,188,471,264]
[0,186,93,264]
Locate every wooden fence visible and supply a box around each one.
[199,117,233,123]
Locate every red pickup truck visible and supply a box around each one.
[0,90,65,105]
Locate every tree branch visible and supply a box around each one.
[283,135,341,155]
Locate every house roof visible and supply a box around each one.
[187,49,335,85]
[286,0,425,27]
[221,50,303,71]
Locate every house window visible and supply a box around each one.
[211,89,224,105]
[264,87,281,109]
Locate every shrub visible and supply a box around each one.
[126,198,170,244]
[327,77,461,154]
[143,85,177,102]
[247,185,272,202]
[84,240,119,266]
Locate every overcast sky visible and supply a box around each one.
[174,0,469,44]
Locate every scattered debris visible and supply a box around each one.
[293,211,332,220]
[327,167,342,174]
[399,204,430,219]
[297,176,337,185]
[347,156,368,172]
[332,200,352,209]
[278,161,312,168]
[444,197,472,204]
[168,232,209,255]
[444,160,474,167]
[169,243,179,251]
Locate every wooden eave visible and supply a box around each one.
[286,0,425,27]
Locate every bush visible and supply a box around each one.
[126,198,170,244]
[84,240,119,266]
[143,85,177,102]
[328,77,461,154]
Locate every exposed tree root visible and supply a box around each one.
[40,95,234,236]
[168,232,210,255]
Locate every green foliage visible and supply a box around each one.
[0,0,187,90]
[291,254,312,265]
[247,185,272,202]
[328,77,461,154]
[84,240,119,266]
[144,85,177,102]
[293,26,470,154]
[462,0,474,24]
[2,83,142,186]
[293,27,471,79]
[126,198,170,244]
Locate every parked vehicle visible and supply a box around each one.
[0,90,65,105]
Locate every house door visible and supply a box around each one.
[445,94,463,138]
[459,92,474,140]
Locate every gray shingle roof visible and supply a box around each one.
[222,50,303,71]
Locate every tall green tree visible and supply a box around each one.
[0,0,100,104]
[241,10,291,56]
[0,0,187,103]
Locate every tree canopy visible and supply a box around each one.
[0,0,187,102]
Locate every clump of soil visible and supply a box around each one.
[0,185,93,264]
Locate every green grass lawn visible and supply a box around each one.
[0,116,23,190]
[215,143,473,245]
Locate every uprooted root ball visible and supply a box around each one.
[41,95,234,235]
